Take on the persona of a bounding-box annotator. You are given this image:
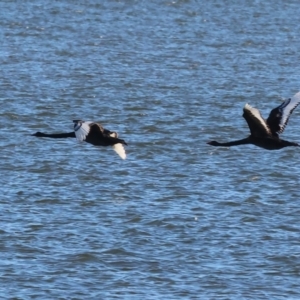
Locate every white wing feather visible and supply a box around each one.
[112,143,126,159]
[74,121,92,142]
[278,91,300,133]
[244,103,271,134]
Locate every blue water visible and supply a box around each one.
[1,1,300,299]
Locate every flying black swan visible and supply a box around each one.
[207,91,300,150]
[32,120,127,159]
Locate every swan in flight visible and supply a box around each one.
[33,120,127,159]
[207,91,300,150]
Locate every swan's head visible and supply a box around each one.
[207,141,220,146]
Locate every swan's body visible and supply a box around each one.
[33,120,127,159]
[207,91,300,150]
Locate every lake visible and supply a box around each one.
[1,1,300,299]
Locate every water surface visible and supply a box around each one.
[1,1,300,299]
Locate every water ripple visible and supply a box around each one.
[1,0,300,299]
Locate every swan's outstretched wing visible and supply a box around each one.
[112,143,126,159]
[73,120,93,141]
[243,104,271,137]
[267,91,300,135]
[73,120,126,159]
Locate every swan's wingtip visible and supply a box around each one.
[113,143,127,160]
[119,152,126,160]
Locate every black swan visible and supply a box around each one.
[207,91,300,150]
[33,120,127,159]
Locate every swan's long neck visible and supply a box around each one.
[32,132,76,138]
[212,138,251,147]
[280,139,299,147]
